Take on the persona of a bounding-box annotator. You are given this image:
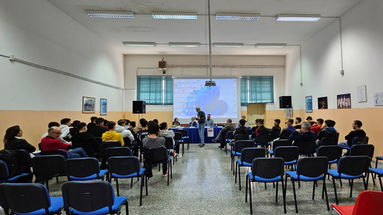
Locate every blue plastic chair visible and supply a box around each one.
[0,160,31,183]
[230,140,254,173]
[369,168,383,191]
[328,156,370,205]
[108,156,147,206]
[235,147,265,190]
[274,146,299,170]
[66,158,108,181]
[62,181,128,215]
[0,183,63,215]
[375,156,383,168]
[286,157,330,213]
[246,157,286,214]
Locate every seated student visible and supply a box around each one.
[316,120,337,146]
[270,119,282,140]
[339,120,366,148]
[59,118,72,140]
[71,122,99,156]
[42,121,71,144]
[134,118,148,134]
[189,117,198,127]
[306,116,315,126]
[214,119,235,148]
[206,114,214,127]
[294,117,302,129]
[254,119,271,144]
[289,122,317,146]
[89,118,108,138]
[40,127,87,158]
[4,125,36,153]
[102,121,125,146]
[115,119,135,143]
[233,119,250,140]
[159,122,179,155]
[251,119,260,133]
[69,120,81,139]
[311,118,324,134]
[172,117,181,127]
[143,121,168,177]
[279,119,296,139]
[87,116,98,131]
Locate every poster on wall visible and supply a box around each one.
[305,96,313,113]
[82,96,95,114]
[337,93,352,109]
[318,97,328,109]
[100,98,107,116]
[374,92,383,106]
[357,85,367,103]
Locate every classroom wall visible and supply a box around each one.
[286,0,383,156]
[0,0,124,147]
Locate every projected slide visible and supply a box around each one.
[173,79,238,122]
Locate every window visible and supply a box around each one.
[240,76,274,106]
[137,76,173,105]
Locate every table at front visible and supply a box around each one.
[170,127,222,143]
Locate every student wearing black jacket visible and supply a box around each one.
[339,120,366,148]
[4,125,35,153]
[71,122,99,156]
[89,118,107,138]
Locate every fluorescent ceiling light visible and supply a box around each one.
[168,42,201,47]
[255,43,287,48]
[213,43,244,48]
[277,14,321,22]
[123,41,157,47]
[86,10,134,19]
[216,13,260,21]
[152,12,198,20]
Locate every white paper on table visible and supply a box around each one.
[207,128,214,137]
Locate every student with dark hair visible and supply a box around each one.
[280,119,296,139]
[294,117,302,129]
[89,118,107,138]
[153,119,159,125]
[172,117,181,127]
[306,116,315,126]
[270,119,282,140]
[215,119,235,148]
[60,118,72,140]
[159,122,179,155]
[116,119,134,142]
[339,120,366,148]
[69,120,81,138]
[4,125,36,153]
[87,116,98,131]
[317,120,338,147]
[101,121,124,146]
[134,118,148,134]
[233,119,250,137]
[71,122,99,156]
[311,118,324,134]
[143,121,167,177]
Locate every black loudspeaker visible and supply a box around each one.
[133,101,146,114]
[279,96,292,108]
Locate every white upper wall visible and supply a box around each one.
[124,54,286,111]
[0,0,124,111]
[286,0,383,110]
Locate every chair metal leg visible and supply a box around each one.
[45,180,49,191]
[235,163,238,183]
[167,163,170,186]
[182,142,184,155]
[116,178,120,196]
[239,166,242,191]
[140,175,143,206]
[312,181,316,200]
[362,176,368,190]
[125,200,129,215]
[332,178,339,205]
[249,178,253,214]
[282,177,286,214]
[350,179,354,198]
[292,180,298,213]
[170,161,173,179]
[130,177,133,188]
[323,178,330,211]
[276,181,279,203]
[245,174,248,202]
[56,177,59,183]
[145,176,148,196]
[379,176,383,191]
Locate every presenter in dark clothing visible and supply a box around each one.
[196,107,206,147]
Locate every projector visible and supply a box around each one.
[205,80,216,87]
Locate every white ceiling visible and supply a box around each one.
[48,0,361,55]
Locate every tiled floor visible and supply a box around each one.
[49,144,382,215]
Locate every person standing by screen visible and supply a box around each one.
[196,107,206,147]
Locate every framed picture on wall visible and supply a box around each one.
[337,93,352,109]
[357,85,367,103]
[318,97,328,109]
[100,98,107,116]
[82,96,95,114]
[374,92,383,106]
[305,96,313,113]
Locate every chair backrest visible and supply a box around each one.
[352,136,369,145]
[164,137,174,149]
[226,131,234,139]
[317,145,343,162]
[320,132,339,146]
[32,155,66,178]
[144,147,168,164]
[296,141,317,156]
[62,181,114,213]
[99,141,121,157]
[123,137,131,147]
[338,156,370,176]
[274,146,299,163]
[350,144,374,158]
[173,132,182,141]
[14,149,32,173]
[108,156,140,176]
[66,158,100,178]
[272,140,291,152]
[105,147,131,159]
[252,157,284,179]
[0,183,50,214]
[297,156,328,177]
[234,140,254,153]
[279,129,292,139]
[41,149,68,159]
[0,160,10,181]
[234,133,249,141]
[352,190,383,215]
[254,134,270,145]
[179,129,188,137]
[240,147,265,163]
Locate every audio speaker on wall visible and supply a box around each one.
[133,101,146,114]
[279,96,292,108]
